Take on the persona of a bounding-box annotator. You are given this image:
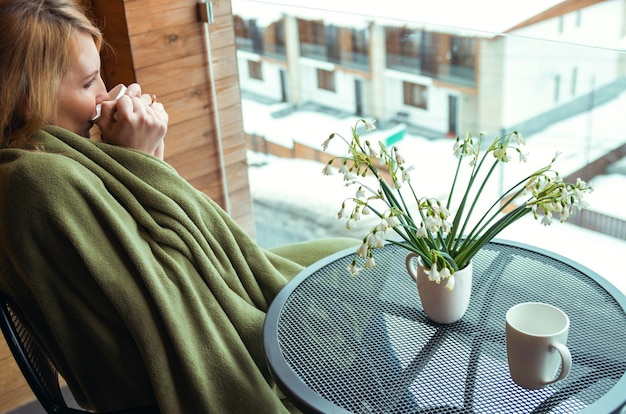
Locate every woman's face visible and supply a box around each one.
[49,33,108,138]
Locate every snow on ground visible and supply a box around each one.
[245,93,626,294]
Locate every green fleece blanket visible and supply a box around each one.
[0,126,357,413]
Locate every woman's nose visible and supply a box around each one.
[96,88,109,103]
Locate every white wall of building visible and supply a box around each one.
[383,71,450,133]
[237,54,285,101]
[499,1,624,128]
[299,60,358,112]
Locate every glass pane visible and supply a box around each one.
[233,0,626,292]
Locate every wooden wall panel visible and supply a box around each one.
[0,338,35,413]
[168,144,221,182]
[165,117,218,157]
[124,0,197,35]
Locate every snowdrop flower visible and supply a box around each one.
[442,218,452,233]
[454,131,477,158]
[425,216,442,233]
[347,261,361,276]
[345,218,356,230]
[440,267,451,281]
[517,149,528,162]
[494,145,511,162]
[386,214,401,228]
[376,219,389,233]
[541,211,553,226]
[322,163,333,176]
[356,186,366,198]
[393,178,402,189]
[343,170,357,182]
[357,243,369,258]
[445,275,456,291]
[321,134,334,150]
[364,119,377,132]
[428,266,441,283]
[416,225,428,238]
[453,140,463,157]
[337,204,346,219]
[511,131,525,145]
[364,256,376,268]
[366,231,385,248]
[366,142,378,159]
[402,165,415,182]
[394,147,405,164]
[439,205,451,219]
[576,199,590,209]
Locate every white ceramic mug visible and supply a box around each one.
[506,302,571,390]
[92,83,127,121]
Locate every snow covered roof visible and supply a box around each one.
[232,0,566,37]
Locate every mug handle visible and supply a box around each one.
[405,252,419,283]
[543,342,572,385]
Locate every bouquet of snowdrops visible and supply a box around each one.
[322,119,593,290]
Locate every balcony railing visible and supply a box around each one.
[387,54,475,87]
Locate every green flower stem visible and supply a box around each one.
[452,158,499,252]
[446,154,465,211]
[447,139,493,248]
[455,205,531,268]
[463,170,543,244]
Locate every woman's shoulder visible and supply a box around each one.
[0,143,90,185]
[0,138,101,216]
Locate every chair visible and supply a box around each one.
[0,293,158,414]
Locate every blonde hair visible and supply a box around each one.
[0,0,103,148]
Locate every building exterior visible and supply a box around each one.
[233,0,626,138]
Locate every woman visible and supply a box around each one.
[0,1,357,412]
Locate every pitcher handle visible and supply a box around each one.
[405,252,419,283]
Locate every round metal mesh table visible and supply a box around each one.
[264,240,626,414]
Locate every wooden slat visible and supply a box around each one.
[168,144,222,182]
[130,23,206,70]
[225,160,253,194]
[209,45,241,80]
[124,0,198,36]
[189,175,226,203]
[0,338,36,412]
[205,14,237,50]
[165,118,218,158]
[135,54,211,97]
[159,84,213,125]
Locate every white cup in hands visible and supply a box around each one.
[506,302,572,390]
[92,83,127,121]
[95,83,168,158]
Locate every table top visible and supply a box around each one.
[264,239,626,414]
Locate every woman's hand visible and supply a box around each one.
[96,83,168,159]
